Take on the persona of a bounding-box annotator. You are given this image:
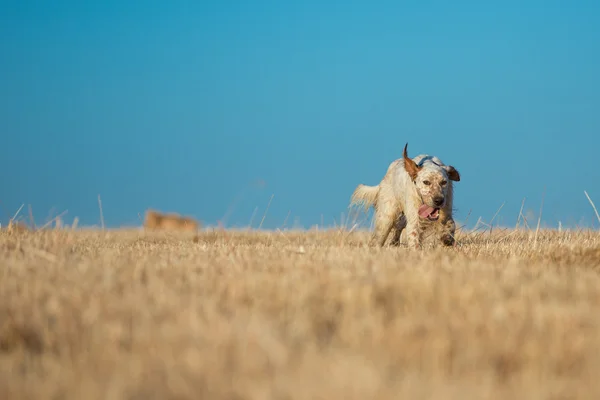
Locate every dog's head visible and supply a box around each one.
[403,143,460,220]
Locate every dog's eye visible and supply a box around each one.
[441,180,447,186]
[423,180,431,185]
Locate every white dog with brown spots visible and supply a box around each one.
[350,143,461,249]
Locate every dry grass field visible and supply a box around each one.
[2,227,600,399]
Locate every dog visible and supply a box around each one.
[350,143,460,249]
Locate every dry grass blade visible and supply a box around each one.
[584,190,600,226]
[281,210,292,230]
[39,210,69,230]
[516,197,526,229]
[533,188,546,245]
[488,201,505,234]
[98,194,105,231]
[28,204,36,230]
[460,208,472,232]
[258,194,275,230]
[248,206,259,230]
[11,203,24,222]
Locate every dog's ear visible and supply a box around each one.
[445,165,460,181]
[403,143,421,181]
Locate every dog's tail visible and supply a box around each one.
[350,184,379,211]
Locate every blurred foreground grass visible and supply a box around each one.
[1,228,600,399]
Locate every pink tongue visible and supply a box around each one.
[418,205,439,219]
[418,205,435,218]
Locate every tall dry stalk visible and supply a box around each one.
[98,195,105,231]
[533,188,546,245]
[258,194,274,230]
[584,190,600,226]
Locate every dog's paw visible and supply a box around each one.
[441,234,455,247]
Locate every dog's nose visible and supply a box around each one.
[433,197,444,207]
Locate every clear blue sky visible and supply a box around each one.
[2,0,600,230]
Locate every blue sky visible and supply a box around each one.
[1,0,600,230]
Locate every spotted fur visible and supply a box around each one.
[350,143,461,249]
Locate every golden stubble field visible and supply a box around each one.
[1,227,600,400]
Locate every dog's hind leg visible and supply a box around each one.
[369,204,398,247]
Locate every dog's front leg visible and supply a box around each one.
[389,214,407,246]
[439,215,456,247]
[406,226,422,249]
[404,215,422,249]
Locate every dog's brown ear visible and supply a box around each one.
[403,143,421,181]
[445,165,460,181]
